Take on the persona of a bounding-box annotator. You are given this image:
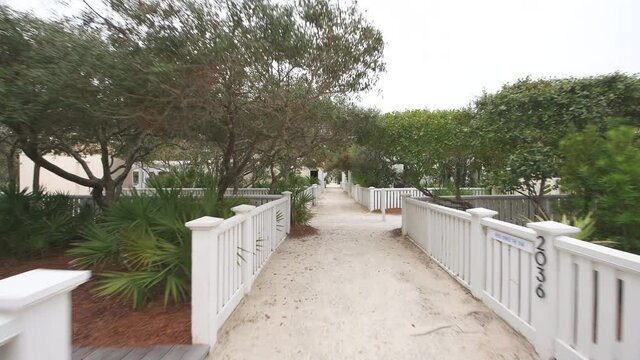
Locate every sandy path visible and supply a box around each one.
[211,187,538,359]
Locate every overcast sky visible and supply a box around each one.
[2,0,639,112]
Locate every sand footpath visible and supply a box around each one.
[211,187,538,360]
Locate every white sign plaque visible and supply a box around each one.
[488,230,533,253]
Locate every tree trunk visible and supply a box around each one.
[32,162,41,193]
[533,178,548,219]
[453,164,463,200]
[216,173,233,201]
[268,163,279,193]
[103,183,119,208]
[233,177,239,195]
[5,145,18,188]
[91,185,106,209]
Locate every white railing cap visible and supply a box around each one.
[0,269,91,311]
[527,220,580,235]
[281,191,292,195]
[231,204,256,214]
[466,207,499,218]
[185,216,224,230]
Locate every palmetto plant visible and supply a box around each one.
[69,186,244,309]
[0,185,90,257]
[291,188,314,225]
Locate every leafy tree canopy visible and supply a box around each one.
[0,0,385,205]
[474,73,640,207]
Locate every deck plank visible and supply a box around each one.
[72,345,208,360]
[138,345,173,360]
[175,345,209,360]
[120,347,152,360]
[157,345,189,359]
[84,347,133,360]
[72,346,96,360]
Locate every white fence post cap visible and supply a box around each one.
[369,186,375,189]
[466,207,499,218]
[0,269,91,311]
[232,204,256,214]
[185,216,224,230]
[312,184,318,188]
[282,191,292,195]
[527,220,580,235]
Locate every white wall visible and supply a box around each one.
[19,153,133,195]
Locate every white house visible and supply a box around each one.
[19,153,134,195]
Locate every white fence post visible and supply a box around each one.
[232,205,257,294]
[0,269,90,360]
[185,216,224,348]
[400,193,410,235]
[466,208,498,299]
[526,221,579,360]
[369,187,376,212]
[282,191,292,234]
[381,188,387,221]
[312,184,318,205]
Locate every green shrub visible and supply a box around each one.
[0,185,90,257]
[431,183,473,197]
[290,187,314,225]
[69,186,244,309]
[146,165,216,189]
[560,125,640,253]
[270,174,313,194]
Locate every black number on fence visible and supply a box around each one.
[535,235,546,298]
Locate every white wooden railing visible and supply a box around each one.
[122,187,269,196]
[69,191,281,214]
[402,197,640,360]
[302,184,319,206]
[553,236,640,360]
[0,269,90,360]
[186,187,321,351]
[345,185,488,212]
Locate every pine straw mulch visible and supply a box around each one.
[0,251,190,347]
[289,223,320,238]
[390,228,403,237]
[372,208,402,214]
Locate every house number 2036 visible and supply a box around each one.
[535,236,546,298]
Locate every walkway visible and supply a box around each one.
[211,188,538,359]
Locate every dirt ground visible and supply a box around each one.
[211,188,538,359]
[0,253,191,347]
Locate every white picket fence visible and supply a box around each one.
[69,191,280,215]
[122,187,269,196]
[402,197,640,360]
[303,184,320,206]
[186,193,292,348]
[343,183,487,211]
[186,186,321,351]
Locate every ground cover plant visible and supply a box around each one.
[69,186,245,309]
[0,185,93,257]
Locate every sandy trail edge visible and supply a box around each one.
[210,187,538,360]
